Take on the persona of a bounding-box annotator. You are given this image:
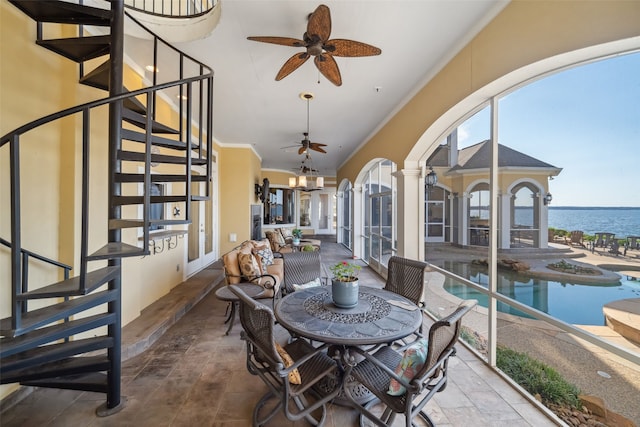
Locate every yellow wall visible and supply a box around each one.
[338,0,640,183]
[0,0,206,400]
[219,146,261,254]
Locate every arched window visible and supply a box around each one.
[361,160,396,274]
[510,183,540,248]
[337,180,353,249]
[468,183,490,246]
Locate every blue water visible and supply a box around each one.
[442,261,640,325]
[548,207,640,237]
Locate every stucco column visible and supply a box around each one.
[540,194,550,248]
[394,168,421,259]
[500,193,511,249]
[460,192,471,246]
[352,184,363,259]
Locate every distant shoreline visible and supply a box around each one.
[549,206,640,210]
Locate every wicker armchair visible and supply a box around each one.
[281,251,328,295]
[229,285,341,426]
[342,300,477,427]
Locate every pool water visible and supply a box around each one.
[442,261,640,325]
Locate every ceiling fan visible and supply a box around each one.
[281,92,327,155]
[247,4,381,86]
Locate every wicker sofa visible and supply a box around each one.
[264,227,321,253]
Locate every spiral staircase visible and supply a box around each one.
[1,0,214,415]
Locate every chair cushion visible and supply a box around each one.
[275,342,301,384]
[292,278,322,292]
[388,338,428,396]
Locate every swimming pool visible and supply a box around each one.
[441,261,640,325]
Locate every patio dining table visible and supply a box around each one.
[274,285,423,404]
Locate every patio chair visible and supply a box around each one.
[342,300,477,427]
[594,232,615,248]
[229,285,341,427]
[626,236,639,251]
[568,230,586,248]
[384,256,428,339]
[281,251,328,295]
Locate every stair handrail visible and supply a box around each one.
[0,75,211,146]
[0,237,72,272]
[124,0,216,18]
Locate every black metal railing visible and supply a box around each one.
[124,0,216,18]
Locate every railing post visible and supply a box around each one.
[10,134,22,331]
[103,0,124,414]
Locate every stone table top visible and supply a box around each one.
[274,286,422,346]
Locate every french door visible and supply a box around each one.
[186,155,218,276]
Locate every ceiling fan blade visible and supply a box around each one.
[298,146,307,155]
[247,36,305,47]
[314,54,342,86]
[310,145,327,154]
[325,39,382,57]
[276,52,310,81]
[307,4,331,42]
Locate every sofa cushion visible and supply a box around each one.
[222,250,242,284]
[279,227,293,240]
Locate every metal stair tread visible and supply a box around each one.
[22,372,109,394]
[0,313,116,358]
[112,195,192,205]
[0,290,117,337]
[87,242,147,260]
[109,219,191,229]
[0,355,110,385]
[115,173,208,183]
[8,0,112,26]
[120,129,196,150]
[17,266,120,300]
[1,336,114,375]
[36,35,111,62]
[121,109,180,134]
[118,149,207,165]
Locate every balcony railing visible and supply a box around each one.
[124,0,216,18]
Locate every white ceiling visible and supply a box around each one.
[168,0,509,177]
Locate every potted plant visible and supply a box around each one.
[329,261,361,308]
[292,228,303,245]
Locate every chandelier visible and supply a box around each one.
[289,153,324,191]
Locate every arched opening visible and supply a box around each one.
[510,182,540,248]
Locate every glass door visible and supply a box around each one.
[186,157,218,276]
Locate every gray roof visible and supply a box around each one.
[437,140,559,172]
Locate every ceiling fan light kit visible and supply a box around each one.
[247,4,381,86]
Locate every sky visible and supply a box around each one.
[456,51,640,207]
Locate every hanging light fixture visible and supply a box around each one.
[289,153,324,191]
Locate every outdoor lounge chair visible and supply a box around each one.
[229,284,341,427]
[568,230,586,248]
[342,300,477,427]
[594,232,615,248]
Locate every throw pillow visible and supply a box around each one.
[275,342,302,385]
[238,253,261,280]
[387,338,429,396]
[265,230,286,251]
[253,245,275,269]
[292,278,322,291]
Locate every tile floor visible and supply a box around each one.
[0,242,558,427]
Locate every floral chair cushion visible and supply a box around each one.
[387,338,428,396]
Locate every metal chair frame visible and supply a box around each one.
[342,300,477,427]
[229,285,341,427]
[281,251,329,295]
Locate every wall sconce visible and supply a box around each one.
[425,166,438,188]
[544,192,553,205]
